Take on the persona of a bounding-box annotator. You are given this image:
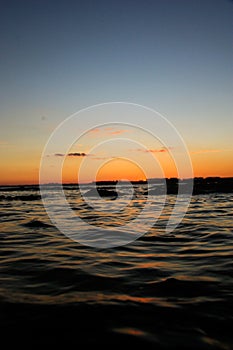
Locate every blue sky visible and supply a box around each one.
[0,0,232,183]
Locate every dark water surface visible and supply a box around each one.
[0,186,233,348]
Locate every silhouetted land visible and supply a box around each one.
[191,177,233,195]
[0,177,232,196]
[82,177,233,195]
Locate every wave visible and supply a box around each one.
[0,194,41,201]
[22,219,53,228]
[140,278,220,297]
[0,189,233,348]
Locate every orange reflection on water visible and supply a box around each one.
[113,326,159,344]
[114,327,146,336]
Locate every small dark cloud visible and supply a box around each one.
[68,152,86,157]
[54,152,87,157]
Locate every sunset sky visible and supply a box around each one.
[0,0,232,185]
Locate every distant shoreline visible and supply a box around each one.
[1,176,233,186]
[0,177,232,195]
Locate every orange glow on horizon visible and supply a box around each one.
[191,151,233,178]
[96,158,146,182]
[0,147,233,185]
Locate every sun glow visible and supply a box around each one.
[96,158,146,182]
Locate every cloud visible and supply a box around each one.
[135,147,171,153]
[89,128,100,133]
[68,152,86,157]
[54,153,65,157]
[109,129,129,135]
[147,148,167,153]
[54,152,87,157]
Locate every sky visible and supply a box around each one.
[0,0,232,184]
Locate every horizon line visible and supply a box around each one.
[1,176,233,187]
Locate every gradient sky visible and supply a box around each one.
[0,0,232,184]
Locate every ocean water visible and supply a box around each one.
[0,185,233,348]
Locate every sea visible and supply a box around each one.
[0,184,233,348]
